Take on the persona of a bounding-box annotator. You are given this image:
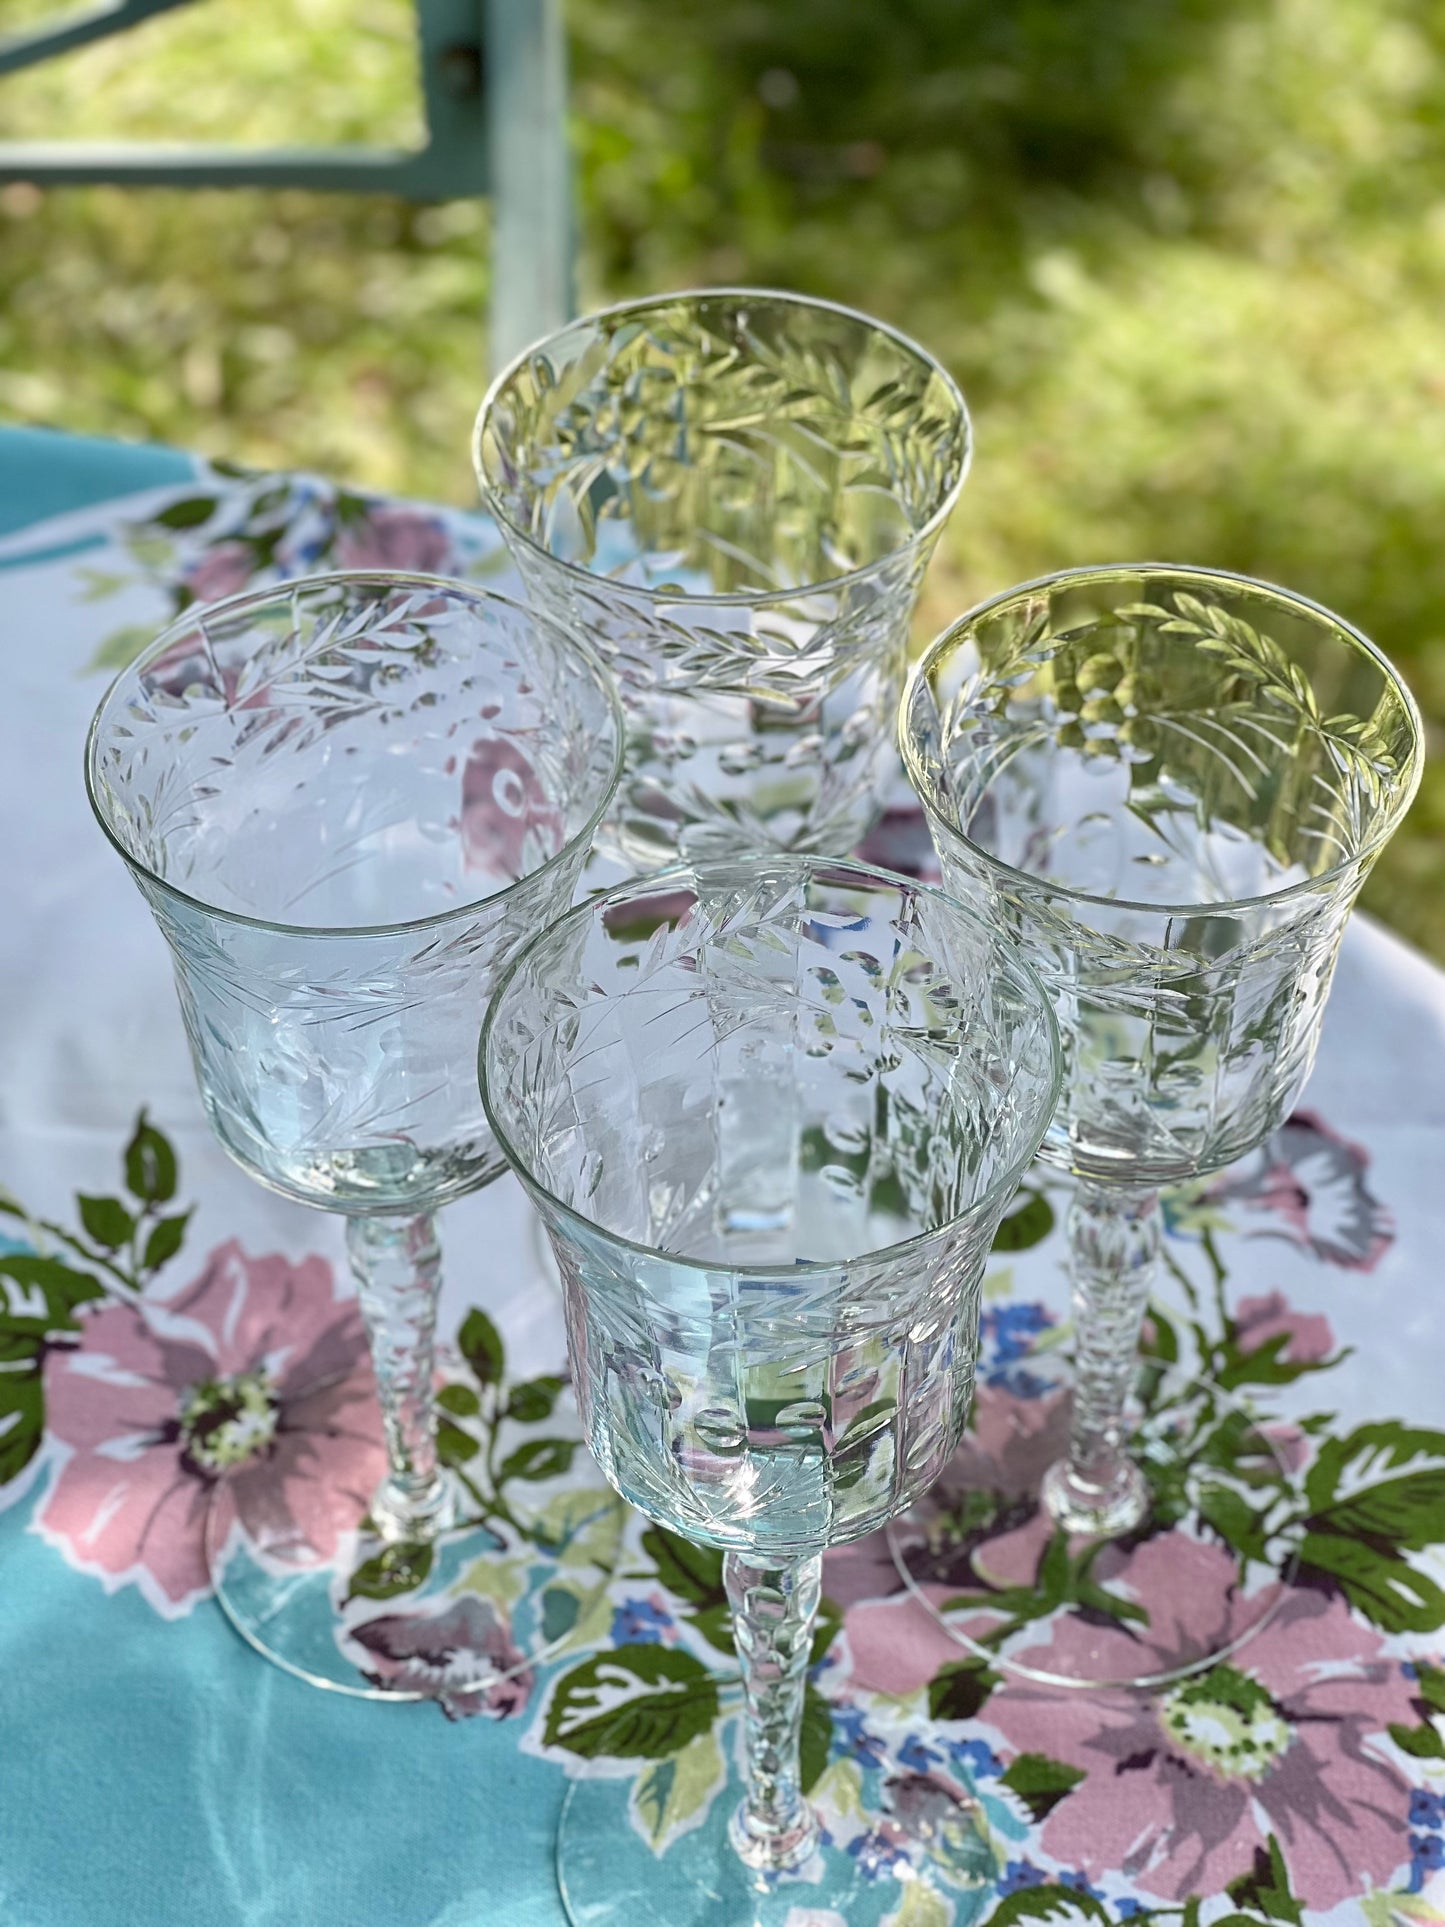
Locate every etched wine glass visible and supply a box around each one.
[85,571,626,1697]
[896,563,1423,1687]
[473,287,971,871]
[481,856,1062,1925]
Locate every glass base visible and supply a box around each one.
[887,1368,1304,1690]
[205,1383,625,1702]
[556,1753,991,1927]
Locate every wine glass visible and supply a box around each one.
[473,287,971,871]
[896,563,1423,1687]
[85,571,626,1697]
[480,856,1062,1925]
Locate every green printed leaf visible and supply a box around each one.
[436,1382,481,1419]
[1199,1406,1278,1475]
[124,1112,177,1204]
[506,1375,564,1424]
[632,1731,725,1851]
[641,1525,725,1606]
[1386,1660,1445,1758]
[497,1437,577,1483]
[810,1599,842,1668]
[983,1887,1112,1925]
[1072,1570,1150,1627]
[457,1308,505,1387]
[333,490,373,526]
[345,1539,434,1602]
[77,1194,135,1250]
[993,1189,1055,1253]
[800,1683,833,1793]
[928,1656,1001,1722]
[1387,1718,1445,1760]
[687,1603,736,1655]
[1000,1751,1086,1823]
[1309,1470,1445,1552]
[543,1646,718,1760]
[1198,1482,1271,1564]
[84,625,158,675]
[1216,1331,1342,1390]
[436,1418,480,1467]
[0,1333,45,1484]
[0,1254,105,1328]
[1035,1528,1071,1606]
[142,1211,191,1271]
[1141,1303,1180,1366]
[1297,1532,1445,1632]
[1303,1421,1445,1513]
[1225,1834,1304,1924]
[1415,1661,1445,1716]
[153,495,219,529]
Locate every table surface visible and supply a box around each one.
[2,425,1444,1927]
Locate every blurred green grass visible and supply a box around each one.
[2,0,1443,952]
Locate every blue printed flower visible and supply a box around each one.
[847,1828,910,1878]
[609,1595,673,1646]
[947,1737,1004,1780]
[897,1734,941,1775]
[983,1302,1054,1365]
[999,1859,1047,1894]
[1061,1870,1108,1900]
[981,1303,1059,1398]
[1410,1789,1445,1830]
[833,1704,888,1767]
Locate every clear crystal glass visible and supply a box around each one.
[481,857,1061,1925]
[898,563,1423,1686]
[86,571,625,1696]
[473,288,971,870]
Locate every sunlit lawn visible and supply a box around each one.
[2,0,1443,951]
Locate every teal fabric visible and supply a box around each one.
[0,424,196,535]
[0,1482,567,1927]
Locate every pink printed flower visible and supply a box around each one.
[459,736,564,880]
[1210,1111,1393,1271]
[1234,1291,1335,1365]
[36,1239,385,1616]
[985,1535,1416,1909]
[349,1595,533,1719]
[835,1386,1073,1696]
[853,806,943,885]
[183,539,256,606]
[840,1572,984,1700]
[336,506,452,575]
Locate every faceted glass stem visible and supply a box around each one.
[724,1552,823,1877]
[346,1212,452,1542]
[1041,1182,1160,1538]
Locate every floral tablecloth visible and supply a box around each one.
[3,424,1444,1927]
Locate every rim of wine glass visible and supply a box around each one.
[471,285,973,610]
[479,855,1064,1283]
[83,569,627,942]
[901,560,1427,924]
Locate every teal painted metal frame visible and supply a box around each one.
[0,0,571,360]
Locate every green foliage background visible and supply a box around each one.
[2,0,1443,951]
